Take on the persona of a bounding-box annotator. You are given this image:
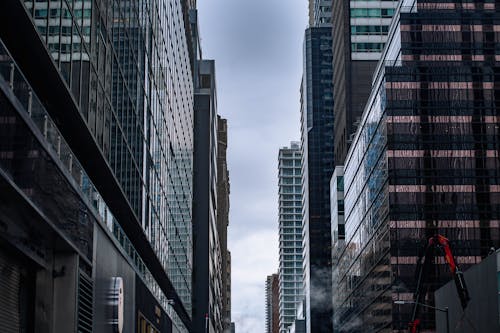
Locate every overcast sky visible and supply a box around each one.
[197,0,308,331]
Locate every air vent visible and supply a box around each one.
[0,251,21,333]
[77,271,94,333]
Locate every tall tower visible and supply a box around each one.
[0,0,199,331]
[192,60,224,333]
[335,0,500,331]
[300,27,334,332]
[266,273,280,333]
[278,142,303,332]
[332,0,399,165]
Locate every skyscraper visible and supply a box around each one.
[192,59,224,333]
[0,0,199,331]
[278,142,303,332]
[332,0,399,164]
[335,0,500,331]
[266,273,280,333]
[300,27,334,332]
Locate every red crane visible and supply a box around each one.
[409,234,470,333]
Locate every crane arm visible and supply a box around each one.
[408,234,470,333]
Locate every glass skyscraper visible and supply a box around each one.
[278,142,303,332]
[300,26,334,332]
[335,0,500,331]
[0,0,198,331]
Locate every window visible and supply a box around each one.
[201,74,211,88]
[351,8,395,18]
[351,25,389,36]
[34,9,48,18]
[337,200,345,213]
[352,42,385,52]
[138,313,159,333]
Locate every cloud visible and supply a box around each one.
[229,230,279,332]
[230,230,278,282]
[197,0,308,331]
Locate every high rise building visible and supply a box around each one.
[335,0,500,331]
[278,142,303,332]
[266,273,280,333]
[0,0,199,331]
[300,27,334,332]
[216,115,232,330]
[308,0,332,27]
[332,0,399,164]
[192,59,224,333]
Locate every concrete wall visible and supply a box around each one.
[435,252,500,333]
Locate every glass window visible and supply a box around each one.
[352,43,385,52]
[351,8,394,18]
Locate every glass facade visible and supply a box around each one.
[20,0,195,326]
[300,27,334,332]
[331,166,345,249]
[0,44,94,261]
[278,142,303,332]
[335,0,500,332]
[0,38,187,331]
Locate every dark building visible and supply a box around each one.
[332,0,398,165]
[300,27,334,333]
[335,0,500,332]
[0,0,198,332]
[216,115,232,330]
[265,273,280,333]
[192,60,224,333]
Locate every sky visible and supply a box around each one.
[197,0,308,331]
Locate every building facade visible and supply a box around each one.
[266,273,280,333]
[335,0,500,331]
[309,0,332,27]
[0,0,199,332]
[332,0,399,165]
[216,115,232,330]
[278,142,303,332]
[192,59,224,333]
[285,300,306,333]
[300,27,335,332]
[330,166,346,250]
